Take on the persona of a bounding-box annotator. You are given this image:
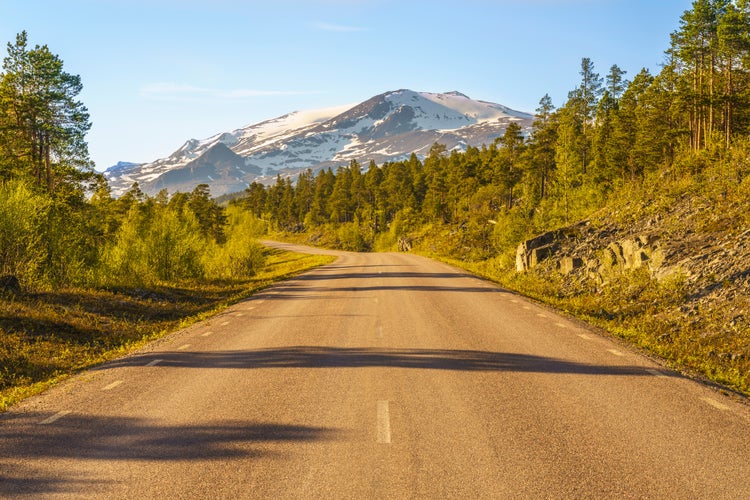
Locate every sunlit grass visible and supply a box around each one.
[0,248,335,412]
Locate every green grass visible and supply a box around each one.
[0,247,335,412]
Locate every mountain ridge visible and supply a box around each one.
[105,89,533,197]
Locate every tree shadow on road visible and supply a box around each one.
[0,413,339,496]
[103,347,661,377]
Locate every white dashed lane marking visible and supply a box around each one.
[578,333,592,340]
[377,400,391,444]
[102,380,123,391]
[702,397,730,411]
[201,331,214,337]
[607,349,625,357]
[39,411,71,425]
[145,359,163,367]
[177,344,191,351]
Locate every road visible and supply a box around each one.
[1,242,749,498]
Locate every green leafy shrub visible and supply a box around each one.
[0,181,49,286]
[203,206,266,279]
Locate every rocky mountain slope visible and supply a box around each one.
[104,90,533,197]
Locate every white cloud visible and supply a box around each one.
[314,22,368,32]
[139,83,319,101]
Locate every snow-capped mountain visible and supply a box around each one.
[105,90,533,197]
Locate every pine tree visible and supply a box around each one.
[525,94,557,202]
[606,64,629,99]
[0,31,92,193]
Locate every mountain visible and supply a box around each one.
[104,90,534,197]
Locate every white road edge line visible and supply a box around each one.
[145,359,163,367]
[39,410,71,425]
[377,400,391,444]
[102,380,123,391]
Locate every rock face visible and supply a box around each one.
[516,223,665,283]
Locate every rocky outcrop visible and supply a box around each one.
[516,223,665,283]
[515,222,587,272]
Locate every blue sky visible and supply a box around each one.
[1,0,690,171]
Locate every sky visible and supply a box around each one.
[1,0,691,172]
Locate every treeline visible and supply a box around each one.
[3,1,750,288]
[234,0,750,259]
[0,32,264,289]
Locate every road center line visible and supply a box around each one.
[39,410,71,425]
[102,380,123,391]
[377,400,391,444]
[145,359,163,367]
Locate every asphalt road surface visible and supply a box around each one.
[2,242,749,498]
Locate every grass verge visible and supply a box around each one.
[428,253,750,398]
[0,247,334,412]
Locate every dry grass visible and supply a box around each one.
[0,248,334,411]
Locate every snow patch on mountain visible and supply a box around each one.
[105,90,533,197]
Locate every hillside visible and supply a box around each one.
[502,172,750,395]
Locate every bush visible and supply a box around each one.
[337,221,368,252]
[100,205,207,285]
[0,181,49,286]
[203,207,266,279]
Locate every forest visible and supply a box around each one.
[2,1,750,288]
[235,0,750,261]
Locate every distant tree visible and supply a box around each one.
[606,64,629,99]
[496,122,525,209]
[567,58,603,175]
[188,183,227,243]
[525,94,557,202]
